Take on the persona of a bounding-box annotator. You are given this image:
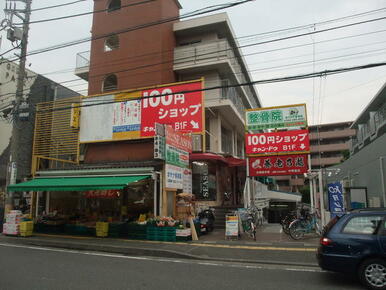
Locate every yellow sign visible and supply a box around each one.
[70,103,80,129]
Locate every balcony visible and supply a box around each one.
[173,40,258,108]
[311,143,349,153]
[309,129,356,140]
[311,156,342,167]
[75,51,90,81]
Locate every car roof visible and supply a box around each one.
[348,208,386,214]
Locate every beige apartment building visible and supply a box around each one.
[274,122,356,193]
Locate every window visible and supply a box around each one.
[103,74,118,92]
[342,216,383,235]
[104,35,119,51]
[108,0,121,12]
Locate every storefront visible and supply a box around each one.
[190,153,246,207]
[7,168,159,236]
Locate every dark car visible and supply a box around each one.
[317,209,386,289]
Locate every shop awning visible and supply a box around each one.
[190,153,246,167]
[7,175,150,192]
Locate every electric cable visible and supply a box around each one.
[30,0,87,12]
[35,60,386,113]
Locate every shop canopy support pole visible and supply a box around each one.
[45,191,50,214]
[35,191,40,218]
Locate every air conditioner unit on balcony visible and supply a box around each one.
[192,134,202,152]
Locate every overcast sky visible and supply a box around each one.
[1,0,386,125]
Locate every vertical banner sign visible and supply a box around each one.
[248,154,308,176]
[164,125,192,168]
[245,129,310,155]
[141,82,203,136]
[246,104,307,131]
[183,169,192,194]
[328,182,344,216]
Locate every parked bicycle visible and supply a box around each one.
[288,212,321,240]
[280,211,297,235]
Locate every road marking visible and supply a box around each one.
[33,233,317,252]
[0,242,323,273]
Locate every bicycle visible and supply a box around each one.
[280,211,297,235]
[240,205,259,241]
[288,212,322,240]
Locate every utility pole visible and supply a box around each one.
[3,0,32,212]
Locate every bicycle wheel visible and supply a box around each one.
[282,221,291,234]
[289,220,305,240]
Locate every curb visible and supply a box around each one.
[0,235,319,268]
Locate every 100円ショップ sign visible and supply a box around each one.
[79,80,203,143]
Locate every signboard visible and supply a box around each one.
[245,129,309,155]
[165,125,192,153]
[84,190,120,199]
[166,145,189,168]
[141,81,203,136]
[112,100,141,134]
[328,182,344,217]
[225,215,239,237]
[154,135,166,160]
[165,164,184,190]
[79,80,203,143]
[183,169,192,194]
[248,154,308,176]
[246,104,307,131]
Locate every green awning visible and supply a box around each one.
[7,175,150,192]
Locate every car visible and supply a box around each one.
[317,208,386,289]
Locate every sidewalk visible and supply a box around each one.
[0,224,320,267]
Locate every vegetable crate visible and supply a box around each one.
[96,222,109,238]
[127,224,147,240]
[146,226,176,242]
[20,221,33,237]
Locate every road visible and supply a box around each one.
[0,243,363,290]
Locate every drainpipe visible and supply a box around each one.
[380,157,386,207]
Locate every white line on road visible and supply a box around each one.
[0,242,323,273]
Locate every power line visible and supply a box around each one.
[3,35,386,100]
[3,11,386,98]
[37,27,386,80]
[30,0,87,12]
[36,60,386,113]
[23,0,155,25]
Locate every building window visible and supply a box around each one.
[221,126,233,154]
[107,0,121,12]
[104,35,120,51]
[103,74,118,92]
[192,161,217,201]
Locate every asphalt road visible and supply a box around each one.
[0,243,364,290]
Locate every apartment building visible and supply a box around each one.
[328,82,386,207]
[275,122,356,193]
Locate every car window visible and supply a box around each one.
[342,215,383,235]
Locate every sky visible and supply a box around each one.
[1,0,386,125]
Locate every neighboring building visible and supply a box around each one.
[327,82,386,208]
[0,60,79,193]
[275,122,356,193]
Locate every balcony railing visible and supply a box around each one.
[309,129,356,140]
[76,51,90,70]
[174,40,258,108]
[351,101,386,151]
[221,83,247,119]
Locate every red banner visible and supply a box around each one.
[248,154,309,176]
[245,129,309,155]
[165,125,192,153]
[141,81,203,137]
[84,190,120,199]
